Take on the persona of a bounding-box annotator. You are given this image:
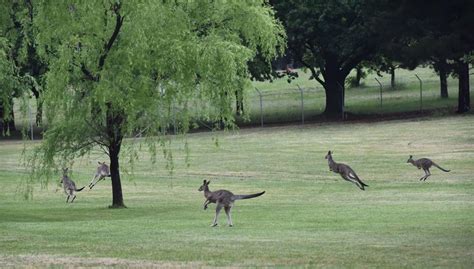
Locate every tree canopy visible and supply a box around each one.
[271,0,399,116]
[30,1,285,207]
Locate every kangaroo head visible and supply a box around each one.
[198,180,210,191]
[325,150,332,159]
[407,155,413,163]
[98,162,110,174]
[62,167,69,175]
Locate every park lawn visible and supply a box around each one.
[0,115,473,267]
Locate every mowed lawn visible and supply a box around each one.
[0,115,473,267]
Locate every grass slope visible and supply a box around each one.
[0,115,473,267]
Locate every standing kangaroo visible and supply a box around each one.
[325,151,369,190]
[198,180,265,227]
[89,162,111,189]
[61,168,85,203]
[407,155,450,181]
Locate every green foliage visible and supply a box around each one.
[0,0,46,133]
[0,38,16,133]
[30,1,285,191]
[271,0,399,115]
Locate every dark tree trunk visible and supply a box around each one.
[456,61,470,113]
[0,98,16,133]
[235,90,244,116]
[31,88,43,126]
[390,66,396,89]
[106,104,126,208]
[321,60,346,118]
[36,99,43,126]
[434,59,449,98]
[439,67,448,99]
[354,66,363,87]
[109,141,125,208]
[323,76,345,117]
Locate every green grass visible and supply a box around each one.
[1,115,474,267]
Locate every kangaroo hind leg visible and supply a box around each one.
[212,204,223,227]
[70,193,77,203]
[420,169,428,181]
[225,206,233,227]
[423,168,431,181]
[343,174,363,190]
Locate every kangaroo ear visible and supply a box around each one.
[203,180,207,184]
[409,155,412,158]
[206,180,210,185]
[328,150,332,154]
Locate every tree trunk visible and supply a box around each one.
[355,66,362,87]
[31,88,43,126]
[323,77,345,118]
[436,59,449,98]
[109,141,125,208]
[456,61,470,113]
[0,98,16,133]
[235,90,244,116]
[321,60,346,118]
[106,104,126,208]
[390,66,396,89]
[439,68,448,99]
[36,99,43,126]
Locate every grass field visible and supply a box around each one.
[1,114,474,267]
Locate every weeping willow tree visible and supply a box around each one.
[30,1,285,207]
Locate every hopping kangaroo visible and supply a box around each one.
[61,168,85,203]
[89,162,111,189]
[198,180,265,227]
[325,151,369,190]
[407,155,450,181]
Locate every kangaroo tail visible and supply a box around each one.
[76,186,85,192]
[233,191,265,201]
[433,163,450,172]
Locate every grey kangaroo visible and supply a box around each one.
[325,151,369,190]
[89,162,111,189]
[407,155,450,181]
[61,168,85,203]
[198,180,265,227]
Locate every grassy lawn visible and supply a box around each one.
[0,114,473,267]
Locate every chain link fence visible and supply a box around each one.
[240,73,462,127]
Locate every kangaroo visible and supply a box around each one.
[61,168,85,203]
[89,162,111,189]
[325,151,369,190]
[198,180,265,227]
[407,155,450,181]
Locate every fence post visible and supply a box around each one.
[374,77,383,111]
[415,74,423,114]
[296,84,304,125]
[27,100,34,140]
[255,87,263,127]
